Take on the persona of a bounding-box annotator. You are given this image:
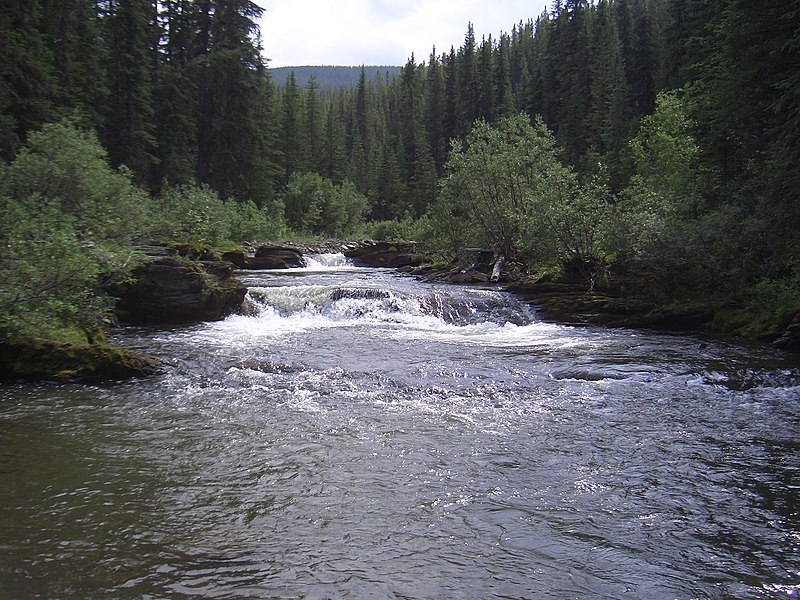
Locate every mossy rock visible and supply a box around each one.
[0,337,162,382]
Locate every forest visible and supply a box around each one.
[268,66,402,92]
[1,0,799,346]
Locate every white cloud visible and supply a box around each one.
[257,0,549,67]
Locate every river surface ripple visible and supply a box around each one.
[1,255,799,599]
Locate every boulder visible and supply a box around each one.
[774,313,800,351]
[344,241,424,268]
[242,245,306,269]
[450,269,490,284]
[110,256,247,324]
[221,250,246,268]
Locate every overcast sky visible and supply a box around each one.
[256,1,550,68]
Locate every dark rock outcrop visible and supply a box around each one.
[241,245,306,269]
[506,278,727,330]
[774,313,800,351]
[110,256,247,324]
[344,241,426,268]
[0,337,162,381]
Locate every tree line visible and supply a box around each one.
[1,0,799,340]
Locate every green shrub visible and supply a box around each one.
[282,172,368,237]
[0,120,149,338]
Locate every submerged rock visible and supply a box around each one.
[0,337,162,381]
[110,256,247,324]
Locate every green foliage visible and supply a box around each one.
[282,172,368,238]
[226,198,288,242]
[427,114,610,272]
[747,272,800,324]
[152,183,287,245]
[0,120,148,337]
[614,91,704,257]
[1,120,152,247]
[153,184,231,245]
[360,217,429,243]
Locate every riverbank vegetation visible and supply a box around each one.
[1,0,799,362]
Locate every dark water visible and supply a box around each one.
[1,255,799,599]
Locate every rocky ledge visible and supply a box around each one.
[344,240,426,268]
[225,240,428,270]
[0,337,162,382]
[109,255,247,324]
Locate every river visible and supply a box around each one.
[1,254,798,599]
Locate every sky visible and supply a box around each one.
[256,0,550,68]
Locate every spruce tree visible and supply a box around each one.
[425,48,447,173]
[102,0,159,185]
[279,71,303,185]
[303,76,323,173]
[0,0,54,160]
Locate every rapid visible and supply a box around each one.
[1,254,798,599]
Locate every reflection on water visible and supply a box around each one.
[1,255,799,599]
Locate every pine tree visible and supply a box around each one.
[425,48,447,173]
[154,0,198,187]
[279,71,303,185]
[321,104,347,184]
[552,0,592,165]
[303,76,323,173]
[40,0,109,129]
[455,24,480,137]
[195,0,276,204]
[0,0,54,160]
[477,35,496,121]
[495,33,516,119]
[587,0,630,168]
[102,0,159,185]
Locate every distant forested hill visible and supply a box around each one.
[268,66,402,90]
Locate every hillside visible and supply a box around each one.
[268,65,402,90]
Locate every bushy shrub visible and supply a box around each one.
[0,120,149,337]
[282,172,368,237]
[225,197,288,242]
[153,183,231,245]
[426,114,611,272]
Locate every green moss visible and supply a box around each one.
[0,336,162,382]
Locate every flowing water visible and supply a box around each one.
[1,254,799,599]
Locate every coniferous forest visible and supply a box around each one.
[1,0,799,347]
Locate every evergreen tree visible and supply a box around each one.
[587,0,630,169]
[40,0,108,129]
[477,35,497,121]
[455,24,480,137]
[442,46,459,144]
[279,71,303,185]
[495,33,516,119]
[103,0,159,185]
[154,0,198,187]
[425,48,447,173]
[553,0,592,166]
[303,76,323,173]
[195,0,276,204]
[321,104,347,184]
[0,0,54,160]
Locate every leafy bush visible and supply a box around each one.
[225,197,288,242]
[283,172,368,237]
[0,120,149,337]
[152,183,231,245]
[426,114,610,271]
[360,217,428,242]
